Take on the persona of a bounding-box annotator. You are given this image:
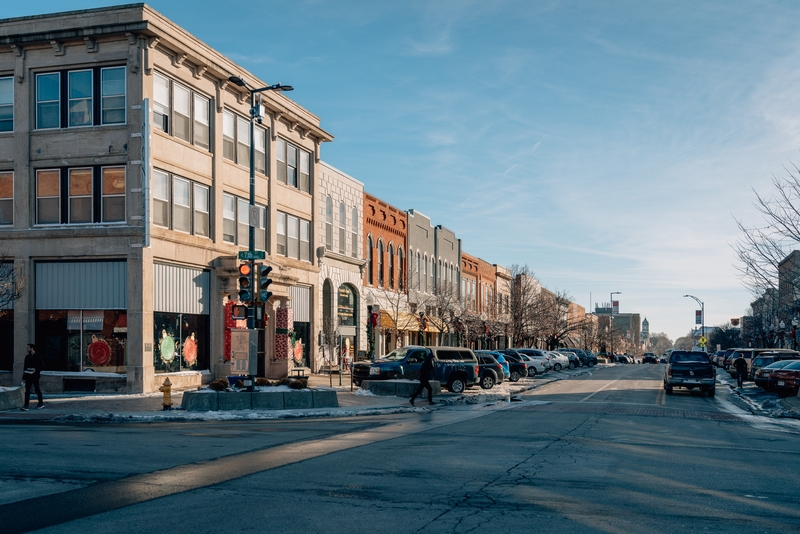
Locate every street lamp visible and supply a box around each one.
[683,294,704,350]
[610,291,621,358]
[227,76,292,330]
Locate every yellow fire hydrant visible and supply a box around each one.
[159,377,172,411]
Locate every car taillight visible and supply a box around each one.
[522,363,527,368]
[496,364,503,371]
[667,366,672,377]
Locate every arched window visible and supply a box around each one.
[415,252,421,289]
[338,202,346,255]
[430,257,435,291]
[351,207,358,258]
[378,240,384,287]
[398,248,404,291]
[366,236,373,285]
[325,196,333,251]
[388,244,395,289]
[423,255,428,292]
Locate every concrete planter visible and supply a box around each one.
[181,388,339,412]
[361,380,442,398]
[0,387,24,411]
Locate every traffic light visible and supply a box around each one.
[238,262,254,303]
[257,264,273,302]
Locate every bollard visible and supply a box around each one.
[159,377,172,411]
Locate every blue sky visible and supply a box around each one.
[8,1,800,342]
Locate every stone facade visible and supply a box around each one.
[0,5,332,392]
[315,162,365,371]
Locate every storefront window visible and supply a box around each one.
[36,310,126,372]
[153,312,209,373]
[0,310,12,371]
[337,285,355,327]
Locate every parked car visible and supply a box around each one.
[497,352,528,382]
[663,350,716,396]
[556,347,596,367]
[516,354,547,377]
[476,350,510,379]
[749,351,800,380]
[513,348,552,371]
[727,348,798,378]
[558,350,581,369]
[476,353,505,389]
[768,360,800,397]
[543,351,570,371]
[642,353,658,364]
[753,359,800,390]
[351,346,480,393]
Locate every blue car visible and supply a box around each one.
[476,350,510,379]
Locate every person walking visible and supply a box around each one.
[732,353,748,388]
[21,343,45,410]
[410,351,435,406]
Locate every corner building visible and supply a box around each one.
[0,5,332,392]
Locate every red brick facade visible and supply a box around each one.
[462,252,497,316]
[363,192,407,292]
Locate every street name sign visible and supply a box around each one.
[238,250,266,260]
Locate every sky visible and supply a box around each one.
[7,0,800,342]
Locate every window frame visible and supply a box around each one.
[153,72,212,150]
[276,137,311,193]
[35,166,127,226]
[276,210,311,262]
[67,69,93,128]
[0,171,13,225]
[0,76,13,133]
[338,202,346,255]
[151,168,212,238]
[222,191,267,248]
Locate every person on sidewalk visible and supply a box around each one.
[22,343,45,410]
[732,353,748,388]
[410,352,435,406]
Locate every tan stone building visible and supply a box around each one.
[0,4,332,392]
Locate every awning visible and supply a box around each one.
[379,310,440,332]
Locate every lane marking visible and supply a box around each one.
[578,375,626,403]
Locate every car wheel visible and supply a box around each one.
[708,387,715,397]
[448,378,466,393]
[588,361,595,368]
[353,379,362,387]
[568,362,575,370]
[510,370,521,382]
[480,375,494,390]
[665,384,673,394]
[554,363,562,371]
[527,368,536,377]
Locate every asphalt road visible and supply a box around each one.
[2,364,799,533]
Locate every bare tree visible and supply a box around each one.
[733,163,800,298]
[648,332,674,355]
[507,264,541,347]
[0,254,22,311]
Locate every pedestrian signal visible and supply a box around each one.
[231,305,248,320]
[238,262,254,303]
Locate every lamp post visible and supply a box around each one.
[609,291,621,358]
[683,294,704,350]
[792,317,798,350]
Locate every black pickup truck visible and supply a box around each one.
[663,350,716,397]
[352,346,480,393]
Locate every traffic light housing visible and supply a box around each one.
[238,262,254,303]
[257,264,273,302]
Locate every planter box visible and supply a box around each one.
[0,386,24,411]
[181,388,338,411]
[361,380,441,398]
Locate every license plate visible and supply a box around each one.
[777,380,785,386]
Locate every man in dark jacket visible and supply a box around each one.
[732,353,748,388]
[410,352,435,406]
[22,343,45,410]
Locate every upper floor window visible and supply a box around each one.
[223,110,268,174]
[276,211,310,262]
[325,196,333,251]
[36,166,125,225]
[152,169,209,237]
[222,192,266,250]
[0,77,12,132]
[388,244,394,289]
[366,236,374,285]
[277,138,311,193]
[152,72,209,150]
[398,248,404,291]
[36,67,126,130]
[351,207,358,259]
[0,171,12,225]
[338,202,346,255]
[378,240,384,287]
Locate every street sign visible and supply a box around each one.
[238,250,265,260]
[249,205,260,227]
[699,336,707,347]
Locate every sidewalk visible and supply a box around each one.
[0,373,413,423]
[0,366,602,423]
